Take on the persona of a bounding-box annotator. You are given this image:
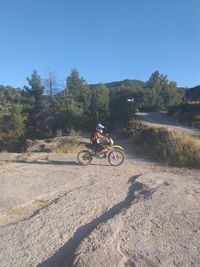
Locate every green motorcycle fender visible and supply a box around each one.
[112,145,124,150]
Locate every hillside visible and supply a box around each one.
[0,71,198,154]
[90,79,145,91]
[186,85,200,102]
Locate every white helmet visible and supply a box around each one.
[96,123,104,133]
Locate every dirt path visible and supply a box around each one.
[136,111,181,127]
[136,111,200,138]
[0,142,200,267]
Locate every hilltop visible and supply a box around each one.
[90,79,145,90]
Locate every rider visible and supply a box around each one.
[90,123,110,154]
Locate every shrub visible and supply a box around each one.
[127,121,200,168]
[53,136,80,153]
[123,119,149,137]
[168,103,200,128]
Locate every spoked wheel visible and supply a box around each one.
[77,150,93,165]
[108,149,124,166]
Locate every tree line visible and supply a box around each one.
[186,85,200,102]
[0,69,184,151]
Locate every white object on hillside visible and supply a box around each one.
[127,97,134,102]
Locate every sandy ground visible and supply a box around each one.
[0,143,200,267]
[0,114,200,267]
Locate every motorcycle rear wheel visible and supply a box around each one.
[77,150,93,165]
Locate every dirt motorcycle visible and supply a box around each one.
[77,136,125,166]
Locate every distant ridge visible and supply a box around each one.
[90,79,145,90]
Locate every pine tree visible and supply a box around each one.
[25,70,44,138]
[0,105,26,150]
[67,69,90,109]
[90,83,110,123]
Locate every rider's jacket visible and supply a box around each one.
[90,131,108,145]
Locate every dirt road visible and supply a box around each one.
[0,142,200,267]
[136,111,181,127]
[136,111,200,138]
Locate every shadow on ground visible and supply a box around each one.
[37,174,155,267]
[12,160,111,167]
[16,160,79,166]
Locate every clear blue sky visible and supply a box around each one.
[0,0,199,88]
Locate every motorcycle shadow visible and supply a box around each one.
[90,162,111,166]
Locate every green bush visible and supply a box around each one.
[168,103,200,128]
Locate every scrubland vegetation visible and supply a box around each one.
[125,120,200,168]
[0,69,185,151]
[0,68,200,169]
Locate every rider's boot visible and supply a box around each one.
[97,148,107,158]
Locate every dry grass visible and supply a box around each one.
[26,134,81,154]
[128,120,200,168]
[53,136,80,153]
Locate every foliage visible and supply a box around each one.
[25,70,44,100]
[53,136,80,153]
[143,71,184,111]
[0,86,22,114]
[0,105,26,151]
[25,135,80,153]
[102,79,145,91]
[168,103,200,128]
[23,70,45,138]
[67,68,90,109]
[90,83,110,125]
[186,85,200,102]
[108,71,184,113]
[110,88,136,127]
[56,94,84,133]
[0,68,194,152]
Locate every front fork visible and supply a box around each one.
[112,149,117,160]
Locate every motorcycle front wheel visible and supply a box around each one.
[77,150,93,165]
[108,149,124,166]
